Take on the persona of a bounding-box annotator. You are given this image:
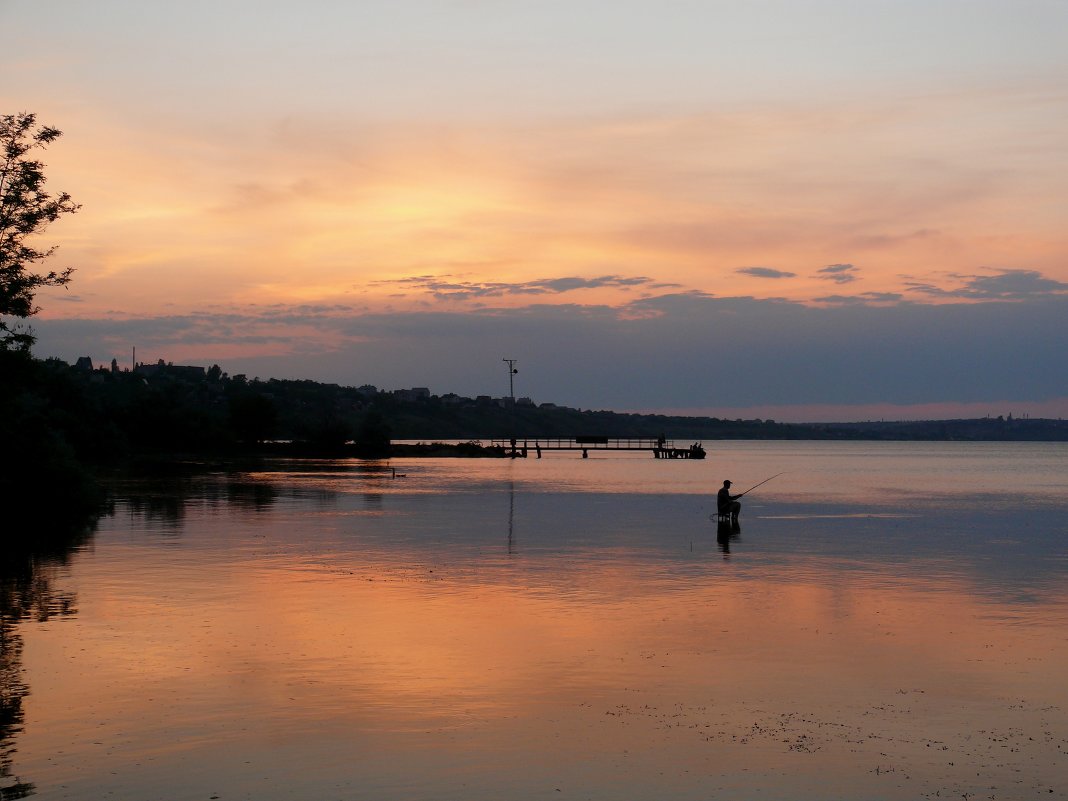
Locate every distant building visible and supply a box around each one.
[356,384,378,397]
[516,397,535,407]
[393,387,431,402]
[74,356,93,371]
[134,359,205,381]
[134,359,167,377]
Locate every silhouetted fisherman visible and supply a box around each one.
[717,479,741,522]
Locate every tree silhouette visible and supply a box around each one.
[1,113,80,351]
[228,393,278,444]
[356,407,391,457]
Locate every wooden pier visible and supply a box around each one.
[490,436,706,459]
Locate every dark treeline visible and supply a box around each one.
[6,350,1067,466]
[1,352,393,474]
[5,349,1068,534]
[385,401,1068,442]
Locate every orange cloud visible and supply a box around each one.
[31,86,1068,321]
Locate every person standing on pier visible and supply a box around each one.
[718,480,741,521]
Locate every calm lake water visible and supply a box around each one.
[4,441,1068,800]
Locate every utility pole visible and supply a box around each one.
[503,358,518,457]
[502,358,518,406]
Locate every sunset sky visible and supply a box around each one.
[3,0,1067,420]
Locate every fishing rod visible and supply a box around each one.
[735,471,786,497]
[706,472,786,521]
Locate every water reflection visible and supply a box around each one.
[0,523,92,799]
[225,479,278,511]
[118,473,280,528]
[13,449,1068,801]
[507,480,516,555]
[715,518,740,556]
[361,491,384,511]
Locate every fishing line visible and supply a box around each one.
[736,471,786,497]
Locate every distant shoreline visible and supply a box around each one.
[122,433,1068,469]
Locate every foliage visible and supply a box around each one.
[0,350,106,531]
[228,393,278,444]
[355,408,391,457]
[0,113,80,351]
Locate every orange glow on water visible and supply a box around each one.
[13,443,1068,799]
[27,548,1068,730]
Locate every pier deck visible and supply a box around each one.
[489,437,706,459]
